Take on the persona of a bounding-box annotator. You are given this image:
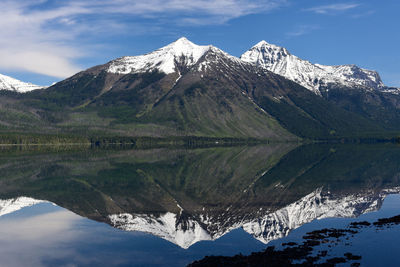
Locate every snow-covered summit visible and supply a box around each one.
[252,40,291,58]
[241,41,385,95]
[0,73,44,93]
[107,37,214,75]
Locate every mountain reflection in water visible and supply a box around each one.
[0,143,399,264]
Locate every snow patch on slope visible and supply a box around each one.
[108,37,212,75]
[241,41,385,95]
[381,87,400,95]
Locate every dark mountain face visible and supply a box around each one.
[0,38,394,140]
[320,86,400,130]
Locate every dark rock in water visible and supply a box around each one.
[344,253,362,260]
[350,221,371,228]
[318,250,328,257]
[326,257,347,264]
[303,240,320,247]
[303,228,357,240]
[373,215,400,226]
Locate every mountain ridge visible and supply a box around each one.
[3,37,398,96]
[240,40,393,95]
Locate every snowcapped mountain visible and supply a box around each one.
[37,37,387,138]
[241,41,386,95]
[49,36,301,139]
[0,73,44,93]
[107,37,241,76]
[108,187,400,249]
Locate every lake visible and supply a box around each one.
[0,143,399,266]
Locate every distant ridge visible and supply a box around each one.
[0,73,44,93]
[241,40,398,95]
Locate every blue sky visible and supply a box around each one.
[1,0,399,87]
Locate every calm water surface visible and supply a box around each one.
[0,144,399,266]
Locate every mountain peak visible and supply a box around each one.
[172,36,193,44]
[166,37,206,51]
[107,37,212,75]
[0,73,43,93]
[252,40,287,51]
[241,41,292,73]
[161,37,212,62]
[253,40,269,47]
[250,40,290,55]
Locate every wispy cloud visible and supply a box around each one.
[351,10,375,19]
[0,0,287,79]
[304,3,360,14]
[287,25,320,37]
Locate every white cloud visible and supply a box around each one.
[84,0,285,20]
[0,1,87,78]
[0,51,81,79]
[304,3,360,14]
[0,0,286,79]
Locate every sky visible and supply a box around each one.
[1,0,399,87]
